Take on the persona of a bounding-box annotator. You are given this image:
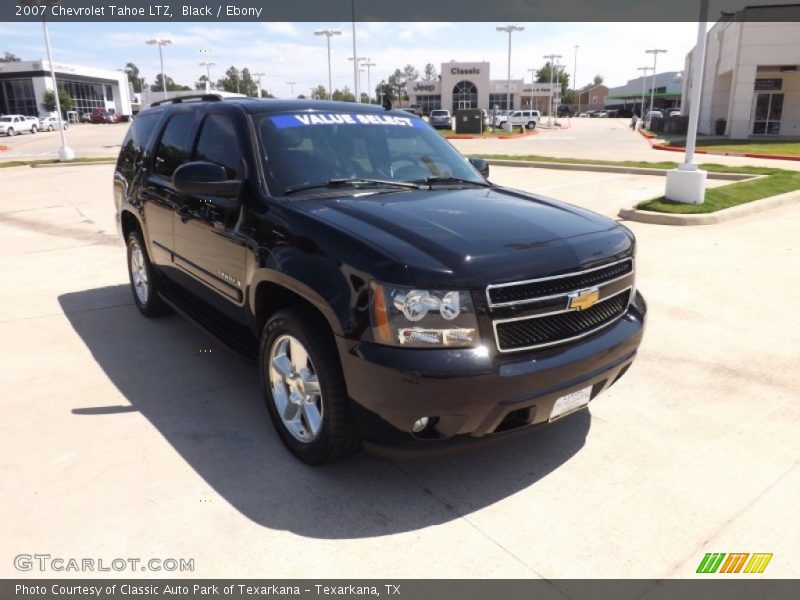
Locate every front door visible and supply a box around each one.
[173,110,247,308]
[752,93,784,135]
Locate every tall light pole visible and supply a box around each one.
[286,81,297,98]
[253,72,265,98]
[348,56,367,102]
[573,45,579,113]
[363,60,376,103]
[314,28,342,101]
[665,0,709,205]
[22,0,74,160]
[351,0,359,102]
[543,54,562,125]
[497,24,525,115]
[645,48,667,123]
[199,61,216,93]
[146,38,173,100]
[526,67,536,110]
[637,66,652,118]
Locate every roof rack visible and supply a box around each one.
[150,94,224,107]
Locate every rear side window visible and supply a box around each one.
[154,113,195,178]
[194,114,242,179]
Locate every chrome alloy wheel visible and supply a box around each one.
[269,334,323,443]
[129,239,149,304]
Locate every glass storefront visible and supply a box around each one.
[0,79,37,116]
[452,80,478,112]
[488,93,514,111]
[414,94,441,115]
[752,92,783,135]
[57,79,114,116]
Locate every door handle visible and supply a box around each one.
[177,206,194,223]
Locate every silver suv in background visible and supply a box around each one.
[428,109,452,129]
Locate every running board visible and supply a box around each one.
[158,286,258,362]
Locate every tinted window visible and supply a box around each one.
[194,114,242,179]
[154,113,195,178]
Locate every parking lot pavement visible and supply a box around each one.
[1,165,798,580]
[487,165,730,217]
[451,118,800,171]
[0,122,127,160]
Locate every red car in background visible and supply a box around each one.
[88,109,120,124]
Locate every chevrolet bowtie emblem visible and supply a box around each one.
[568,287,600,311]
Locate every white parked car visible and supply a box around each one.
[645,110,664,120]
[495,109,541,129]
[38,116,69,131]
[668,110,681,117]
[0,114,39,136]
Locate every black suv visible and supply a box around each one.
[114,95,646,464]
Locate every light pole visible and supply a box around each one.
[573,45,579,113]
[21,0,74,160]
[199,61,216,93]
[637,66,652,118]
[363,60,376,103]
[146,38,173,101]
[645,48,667,124]
[526,67,536,110]
[314,28,342,101]
[665,0,709,205]
[351,0,359,102]
[253,72,265,98]
[348,56,367,102]
[286,81,297,98]
[543,54,562,125]
[497,24,525,116]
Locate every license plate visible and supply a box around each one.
[549,386,591,421]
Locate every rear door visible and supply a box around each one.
[140,111,197,266]
[172,107,248,306]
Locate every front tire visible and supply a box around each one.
[126,230,170,317]
[527,121,536,129]
[260,307,360,465]
[31,125,37,134]
[6,128,14,137]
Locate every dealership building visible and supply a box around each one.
[684,5,800,138]
[406,61,557,114]
[604,72,683,114]
[0,59,132,119]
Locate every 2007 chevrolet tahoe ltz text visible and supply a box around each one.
[113,94,646,464]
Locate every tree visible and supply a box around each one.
[1,52,21,62]
[423,63,438,81]
[195,75,210,91]
[376,82,396,106]
[311,85,328,100]
[217,66,241,94]
[240,68,258,97]
[260,89,274,98]
[402,64,419,83]
[124,62,143,93]
[593,74,604,85]
[41,89,73,115]
[536,61,571,96]
[150,73,190,92]
[331,86,355,102]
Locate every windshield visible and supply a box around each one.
[256,111,485,194]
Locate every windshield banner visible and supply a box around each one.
[270,113,426,130]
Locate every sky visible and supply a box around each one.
[0,21,701,97]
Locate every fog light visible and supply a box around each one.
[412,417,430,433]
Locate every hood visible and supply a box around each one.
[294,186,633,288]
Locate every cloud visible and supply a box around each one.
[398,22,455,41]
[263,22,301,38]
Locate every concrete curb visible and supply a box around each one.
[618,190,800,226]
[483,158,753,181]
[640,128,800,162]
[446,131,536,140]
[30,160,116,168]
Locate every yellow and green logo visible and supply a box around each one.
[697,553,773,574]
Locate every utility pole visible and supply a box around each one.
[351,0,359,102]
[199,61,216,93]
[286,81,297,98]
[543,53,562,125]
[526,67,535,110]
[637,66,652,118]
[253,72,265,98]
[573,45,579,114]
[497,25,525,116]
[146,38,172,100]
[363,60,376,103]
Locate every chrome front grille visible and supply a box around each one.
[487,258,634,353]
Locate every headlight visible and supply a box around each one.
[370,282,479,348]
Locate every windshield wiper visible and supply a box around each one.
[420,176,491,187]
[284,178,424,195]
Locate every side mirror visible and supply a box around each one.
[468,157,489,179]
[173,161,242,200]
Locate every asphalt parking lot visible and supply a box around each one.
[1,162,798,581]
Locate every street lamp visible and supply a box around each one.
[637,66,652,119]
[573,45,579,114]
[21,0,73,160]
[199,61,216,93]
[645,48,667,125]
[543,53,562,125]
[497,24,525,116]
[362,60,376,104]
[286,81,297,98]
[348,56,368,102]
[526,67,536,110]
[253,72,265,98]
[146,38,173,100]
[351,0,359,102]
[314,29,342,101]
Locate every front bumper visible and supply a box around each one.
[337,291,647,450]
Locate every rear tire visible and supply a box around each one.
[260,307,360,465]
[6,128,14,137]
[527,121,536,129]
[31,125,37,134]
[126,229,171,317]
